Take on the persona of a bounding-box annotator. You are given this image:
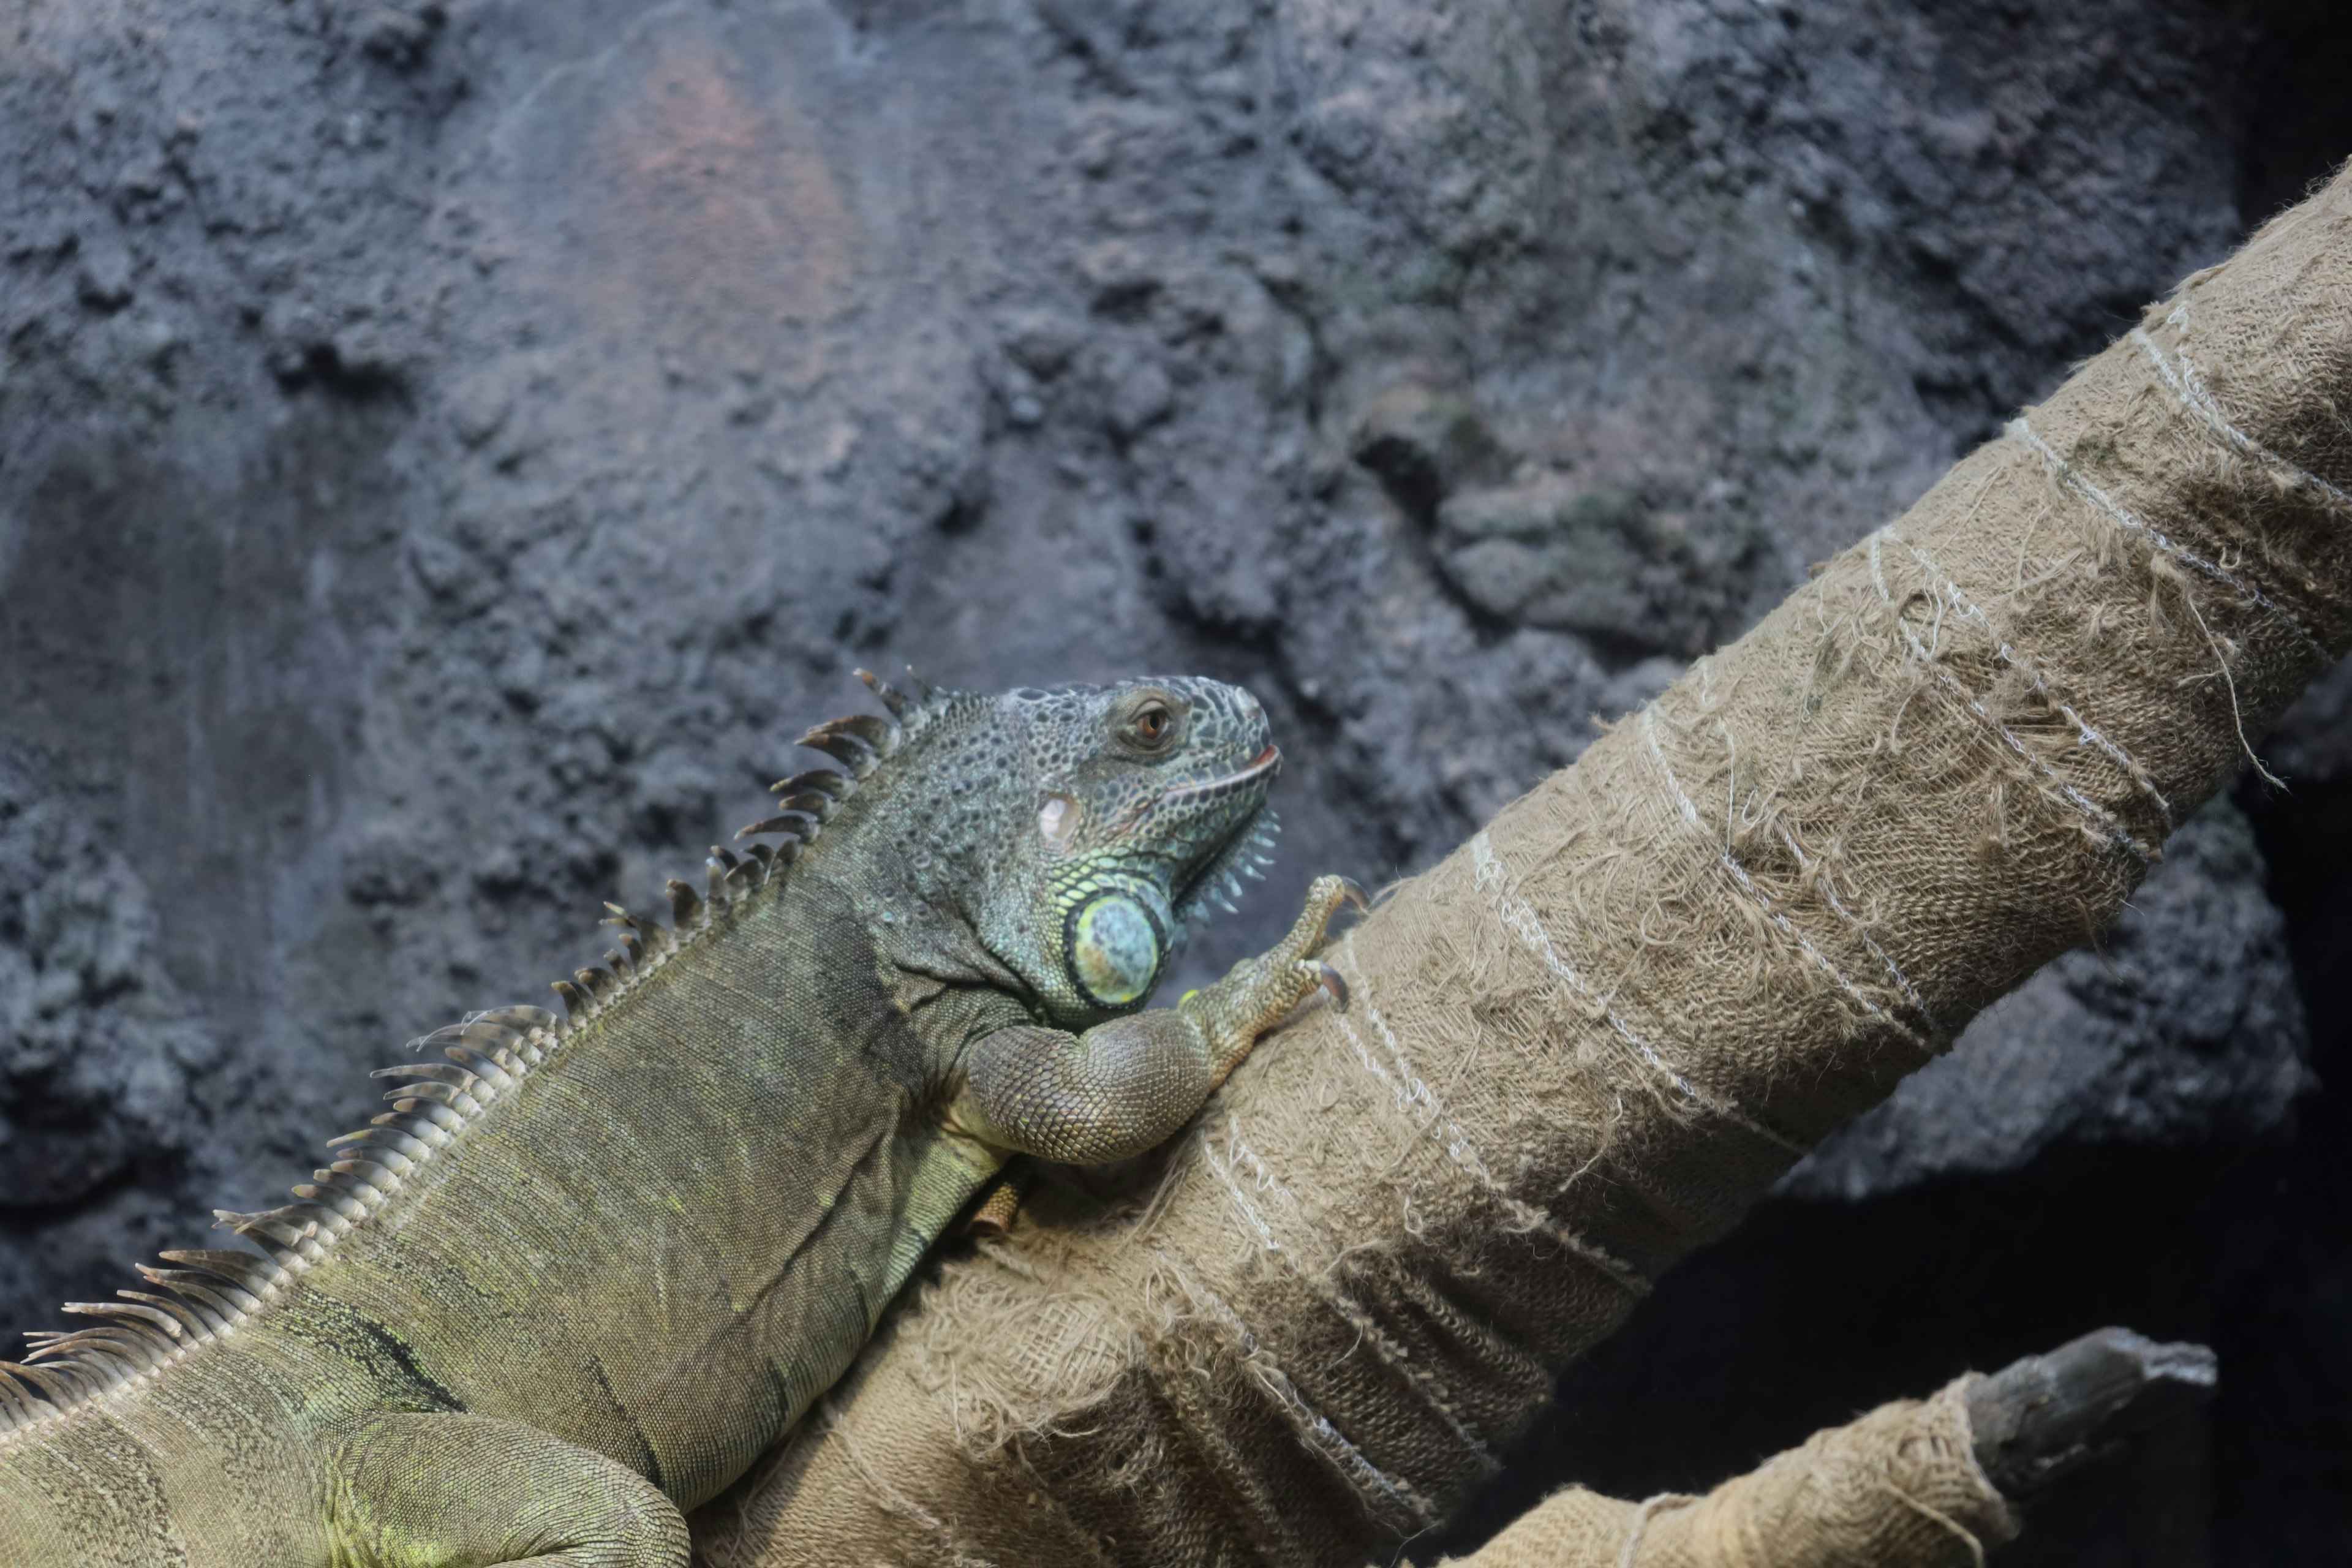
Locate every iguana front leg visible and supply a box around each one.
[952,876,1358,1166]
[326,1412,688,1568]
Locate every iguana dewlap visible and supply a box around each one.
[0,673,1354,1567]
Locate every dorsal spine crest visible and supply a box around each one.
[0,673,949,1444]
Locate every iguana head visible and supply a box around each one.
[966,676,1280,1025]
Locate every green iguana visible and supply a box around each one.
[0,672,1357,1567]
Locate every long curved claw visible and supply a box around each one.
[1182,873,1362,1077]
[1337,877,1371,913]
[1285,873,1358,961]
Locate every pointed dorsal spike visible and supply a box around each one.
[61,1300,185,1341]
[132,1260,238,1297]
[377,1109,453,1146]
[113,1292,209,1338]
[28,1329,143,1370]
[734,815,812,842]
[665,877,703,930]
[326,1125,429,1161]
[856,667,922,722]
[551,977,592,1023]
[0,1362,60,1413]
[804,712,900,758]
[119,1288,222,1338]
[435,1030,527,1081]
[50,1318,173,1360]
[172,1279,255,1325]
[388,1091,464,1128]
[801,733,878,776]
[421,1021,516,1054]
[244,1203,331,1237]
[80,1325,176,1366]
[25,1356,108,1396]
[4,1360,81,1405]
[771,768,851,801]
[156,1249,277,1293]
[448,1046,517,1085]
[370,1063,479,1092]
[288,1180,364,1218]
[600,907,663,952]
[468,1005,560,1035]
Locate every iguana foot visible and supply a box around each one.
[1180,874,1365,1083]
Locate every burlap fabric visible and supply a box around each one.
[692,168,2352,1567]
[1442,1379,2010,1568]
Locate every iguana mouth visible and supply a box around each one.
[1159,743,1281,805]
[1104,744,1281,839]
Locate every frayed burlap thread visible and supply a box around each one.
[693,167,2352,1568]
[1442,1379,2013,1568]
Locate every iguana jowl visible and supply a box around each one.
[0,673,1355,1567]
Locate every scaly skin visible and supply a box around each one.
[0,674,1344,1567]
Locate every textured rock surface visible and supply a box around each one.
[1,0,2345,1562]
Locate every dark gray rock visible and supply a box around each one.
[1349,381,1512,521]
[1433,476,1768,656]
[0,761,217,1214]
[2265,652,2352,785]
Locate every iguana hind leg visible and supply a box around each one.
[954,875,1360,1166]
[326,1412,687,1568]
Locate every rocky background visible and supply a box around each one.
[2,0,2346,1562]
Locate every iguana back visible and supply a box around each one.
[0,672,1344,1568]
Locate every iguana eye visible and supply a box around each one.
[1065,894,1165,1008]
[1122,700,1180,751]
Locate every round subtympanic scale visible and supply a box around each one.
[1069,894,1161,1006]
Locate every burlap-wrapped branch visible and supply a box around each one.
[692,168,2352,1567]
[1442,1379,2009,1568]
